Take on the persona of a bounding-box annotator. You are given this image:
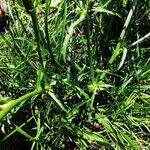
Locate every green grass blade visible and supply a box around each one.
[118,129,141,150]
[77,129,114,150]
[92,6,121,18]
[109,0,138,64]
[48,91,67,113]
[62,12,86,63]
[117,47,128,70]
[58,1,67,62]
[0,117,33,142]
[15,125,34,140]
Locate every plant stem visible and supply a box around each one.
[86,12,95,84]
[45,0,54,63]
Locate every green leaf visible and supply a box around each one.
[0,90,44,120]
[118,47,128,70]
[0,117,33,142]
[92,6,121,18]
[118,130,141,150]
[48,91,67,113]
[77,129,114,150]
[62,12,86,63]
[15,125,34,140]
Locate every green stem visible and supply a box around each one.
[22,0,44,74]
[59,1,67,62]
[86,13,95,84]
[45,0,54,63]
[31,14,43,68]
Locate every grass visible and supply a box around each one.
[0,0,150,149]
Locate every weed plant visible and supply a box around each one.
[0,0,150,149]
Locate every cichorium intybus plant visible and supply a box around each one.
[0,0,149,149]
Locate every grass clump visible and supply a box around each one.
[0,0,150,149]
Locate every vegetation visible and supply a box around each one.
[0,0,149,149]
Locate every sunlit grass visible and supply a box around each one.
[0,0,149,149]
